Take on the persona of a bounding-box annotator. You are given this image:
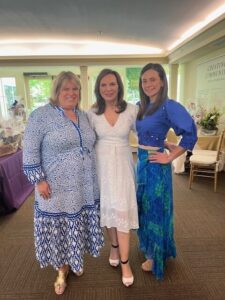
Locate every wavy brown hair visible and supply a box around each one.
[137,63,168,120]
[49,71,81,108]
[93,69,127,115]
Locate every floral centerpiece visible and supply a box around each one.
[187,102,206,124]
[0,119,23,157]
[199,107,220,135]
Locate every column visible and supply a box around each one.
[79,66,89,110]
[168,64,179,100]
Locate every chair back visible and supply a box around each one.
[216,129,225,160]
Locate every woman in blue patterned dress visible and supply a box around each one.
[23,71,104,295]
[136,63,197,279]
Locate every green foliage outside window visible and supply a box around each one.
[126,68,141,103]
[29,78,52,111]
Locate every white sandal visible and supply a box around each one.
[109,244,120,267]
[121,259,134,287]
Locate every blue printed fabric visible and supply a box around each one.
[34,201,103,272]
[136,148,176,279]
[23,103,104,272]
[23,164,45,184]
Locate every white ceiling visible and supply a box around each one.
[0,0,225,57]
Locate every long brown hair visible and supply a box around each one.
[93,68,127,115]
[137,63,168,120]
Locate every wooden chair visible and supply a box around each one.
[189,129,225,192]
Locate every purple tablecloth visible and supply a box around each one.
[0,149,34,214]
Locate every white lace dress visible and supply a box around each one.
[88,103,139,233]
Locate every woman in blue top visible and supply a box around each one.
[23,71,104,295]
[136,63,197,280]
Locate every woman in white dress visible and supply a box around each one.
[88,69,139,287]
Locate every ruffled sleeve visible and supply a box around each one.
[23,108,46,184]
[165,100,197,150]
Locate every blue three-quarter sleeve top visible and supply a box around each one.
[136,99,197,150]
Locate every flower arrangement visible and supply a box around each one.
[187,102,222,135]
[199,107,220,131]
[187,102,206,124]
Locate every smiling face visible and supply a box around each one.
[141,69,164,102]
[99,74,119,105]
[58,80,80,110]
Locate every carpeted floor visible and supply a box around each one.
[0,171,225,300]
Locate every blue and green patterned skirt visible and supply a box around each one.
[136,148,176,280]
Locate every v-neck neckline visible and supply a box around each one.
[103,112,121,128]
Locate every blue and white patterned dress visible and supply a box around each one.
[23,103,104,272]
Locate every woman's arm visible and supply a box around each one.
[149,144,186,164]
[23,108,46,184]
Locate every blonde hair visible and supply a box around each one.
[49,71,81,107]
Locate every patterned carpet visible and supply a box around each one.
[0,171,225,300]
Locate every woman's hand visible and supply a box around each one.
[149,145,186,164]
[36,180,51,200]
[148,152,171,164]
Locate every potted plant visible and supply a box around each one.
[199,107,220,135]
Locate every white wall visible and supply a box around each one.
[179,47,225,127]
[180,47,225,108]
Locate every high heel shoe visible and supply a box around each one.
[54,268,69,295]
[121,259,134,287]
[109,244,120,267]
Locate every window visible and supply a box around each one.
[126,67,142,104]
[26,76,53,112]
[0,77,17,118]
